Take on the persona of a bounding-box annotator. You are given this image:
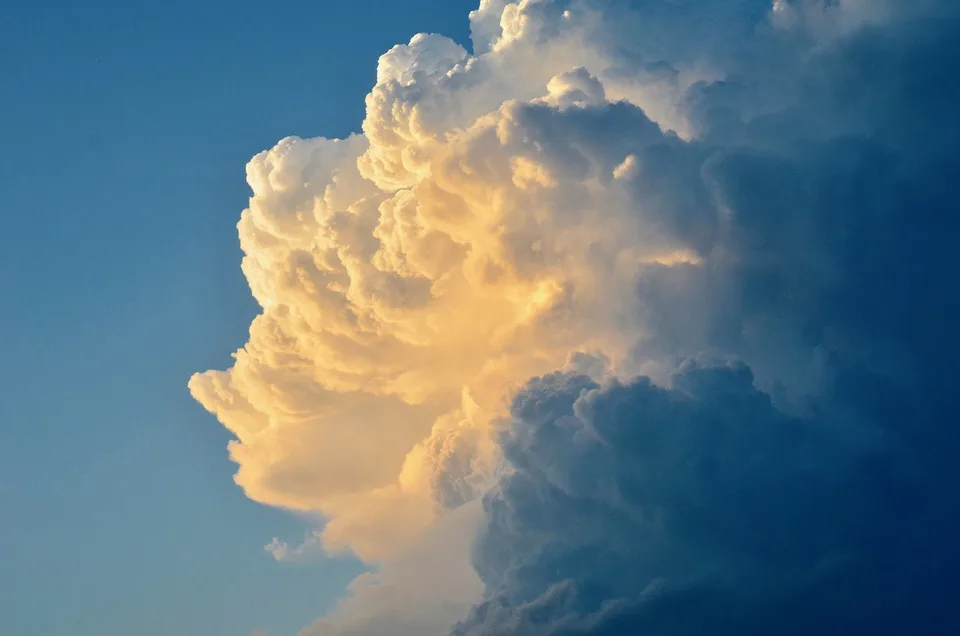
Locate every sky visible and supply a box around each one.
[0,1,476,635]
[4,1,960,636]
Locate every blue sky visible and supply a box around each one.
[0,1,476,634]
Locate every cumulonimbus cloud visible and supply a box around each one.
[190,0,960,634]
[188,0,712,564]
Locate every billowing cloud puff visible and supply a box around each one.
[190,0,960,633]
[454,361,960,634]
[190,1,721,563]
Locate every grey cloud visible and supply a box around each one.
[452,1,960,634]
[455,359,959,635]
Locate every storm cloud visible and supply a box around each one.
[189,1,960,633]
[454,2,960,633]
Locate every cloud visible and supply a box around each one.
[265,530,326,564]
[447,2,960,634]
[300,501,483,636]
[454,361,960,634]
[189,2,717,563]
[189,0,960,633]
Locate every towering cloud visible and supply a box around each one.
[191,0,960,634]
[189,0,708,564]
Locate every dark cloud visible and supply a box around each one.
[454,2,960,634]
[455,361,959,635]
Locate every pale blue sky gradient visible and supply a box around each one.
[0,1,477,634]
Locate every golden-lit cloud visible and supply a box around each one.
[184,2,948,635]
[190,0,721,565]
